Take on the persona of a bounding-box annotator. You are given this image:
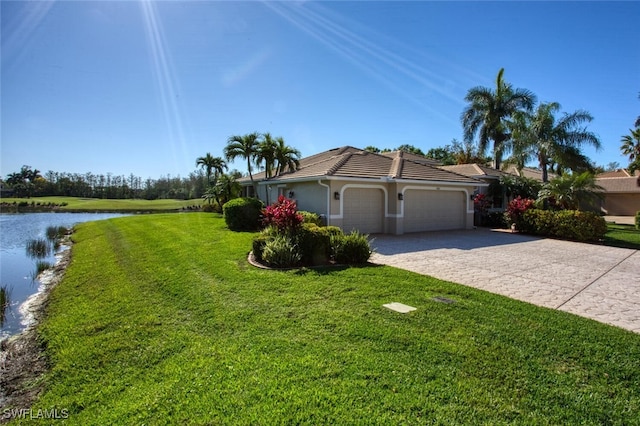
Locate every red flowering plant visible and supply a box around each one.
[505,196,535,231]
[473,193,491,214]
[262,195,304,235]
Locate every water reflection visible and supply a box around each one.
[0,212,129,340]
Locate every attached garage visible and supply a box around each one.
[342,187,385,233]
[403,189,465,232]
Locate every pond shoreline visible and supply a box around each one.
[0,237,72,414]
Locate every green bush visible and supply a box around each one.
[222,197,264,231]
[333,230,373,264]
[299,211,322,226]
[296,223,331,266]
[520,209,606,242]
[251,234,270,262]
[636,211,640,230]
[262,234,301,268]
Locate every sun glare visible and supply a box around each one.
[139,0,190,173]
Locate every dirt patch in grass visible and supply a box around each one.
[0,240,71,421]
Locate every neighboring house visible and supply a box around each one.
[239,146,486,235]
[440,164,510,209]
[596,169,640,216]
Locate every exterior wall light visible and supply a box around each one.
[334,191,340,200]
[398,193,403,201]
[288,191,294,198]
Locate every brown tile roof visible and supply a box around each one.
[597,169,634,178]
[596,176,640,193]
[258,146,482,185]
[381,150,443,167]
[440,163,509,179]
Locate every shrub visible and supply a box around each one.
[505,197,536,231]
[262,196,303,234]
[299,211,322,226]
[223,197,264,231]
[251,234,270,262]
[296,223,331,265]
[334,230,373,264]
[520,209,606,242]
[636,211,640,230]
[262,234,301,268]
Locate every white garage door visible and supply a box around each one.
[404,189,465,232]
[342,188,384,234]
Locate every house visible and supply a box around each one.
[596,169,640,216]
[240,146,486,235]
[439,163,510,208]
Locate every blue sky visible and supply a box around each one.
[2,1,639,180]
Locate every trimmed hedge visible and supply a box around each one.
[520,209,607,242]
[636,211,640,230]
[223,197,264,231]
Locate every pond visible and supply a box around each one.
[0,212,129,341]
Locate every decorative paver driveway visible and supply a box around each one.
[370,228,640,334]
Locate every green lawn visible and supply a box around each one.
[19,214,640,424]
[604,222,640,250]
[0,196,203,212]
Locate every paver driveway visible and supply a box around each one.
[370,228,640,334]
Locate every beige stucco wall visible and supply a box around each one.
[255,179,479,234]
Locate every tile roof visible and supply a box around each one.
[597,169,635,178]
[596,176,640,193]
[254,146,482,185]
[440,163,509,179]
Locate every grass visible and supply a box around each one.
[604,222,640,250]
[18,214,640,424]
[0,196,203,212]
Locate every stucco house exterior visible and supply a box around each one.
[240,146,486,235]
[596,169,640,216]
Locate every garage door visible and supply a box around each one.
[404,189,465,232]
[342,188,384,233]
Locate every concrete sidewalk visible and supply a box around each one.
[370,229,640,334]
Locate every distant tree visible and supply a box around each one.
[621,127,640,174]
[450,139,491,165]
[224,132,261,196]
[196,153,227,205]
[462,68,537,170]
[395,144,425,156]
[364,146,381,153]
[425,146,456,165]
[509,102,600,182]
[605,162,621,172]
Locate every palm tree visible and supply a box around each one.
[538,172,604,210]
[274,137,301,175]
[224,132,261,196]
[196,153,227,186]
[621,127,640,174]
[509,102,601,183]
[461,68,537,170]
[256,132,278,179]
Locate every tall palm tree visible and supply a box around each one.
[509,102,601,183]
[224,132,260,196]
[274,137,301,175]
[256,132,279,179]
[621,127,640,174]
[461,68,537,170]
[196,153,227,187]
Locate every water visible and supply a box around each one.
[0,212,129,340]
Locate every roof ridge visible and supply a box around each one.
[327,152,353,176]
[390,153,403,178]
